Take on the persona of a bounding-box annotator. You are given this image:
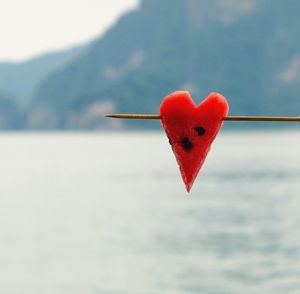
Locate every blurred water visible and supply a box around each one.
[0,131,299,294]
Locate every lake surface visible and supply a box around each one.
[0,131,299,294]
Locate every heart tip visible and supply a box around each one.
[185,185,192,193]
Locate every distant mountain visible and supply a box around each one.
[25,0,300,128]
[0,45,85,108]
[0,91,22,129]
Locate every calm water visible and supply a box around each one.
[0,131,299,294]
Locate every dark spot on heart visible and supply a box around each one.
[168,138,172,145]
[194,126,206,136]
[181,137,193,151]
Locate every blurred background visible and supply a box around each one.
[0,0,299,293]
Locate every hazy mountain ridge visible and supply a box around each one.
[1,0,300,129]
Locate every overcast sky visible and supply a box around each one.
[0,0,138,61]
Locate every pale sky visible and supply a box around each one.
[0,0,139,62]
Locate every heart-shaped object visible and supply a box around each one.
[160,91,229,192]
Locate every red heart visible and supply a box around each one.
[160,91,229,192]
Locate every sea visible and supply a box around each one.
[0,131,299,294]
